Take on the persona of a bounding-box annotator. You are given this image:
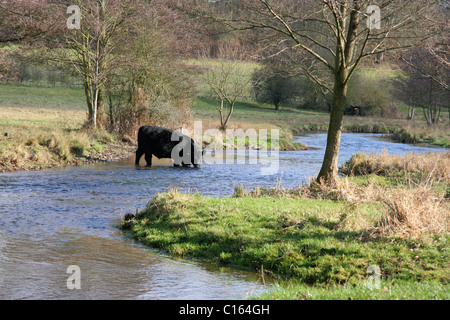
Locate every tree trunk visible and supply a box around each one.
[108,93,114,126]
[434,104,441,124]
[224,101,234,129]
[93,87,99,129]
[423,106,432,126]
[84,81,95,125]
[219,98,225,130]
[316,1,360,184]
[274,99,280,111]
[219,98,235,131]
[97,89,105,127]
[317,71,348,183]
[407,106,415,120]
[83,81,100,128]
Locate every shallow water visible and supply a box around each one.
[0,133,446,299]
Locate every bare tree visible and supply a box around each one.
[105,21,194,137]
[0,0,62,44]
[398,6,450,124]
[395,46,449,125]
[62,0,136,128]
[400,2,450,95]
[188,0,440,183]
[205,47,254,130]
[391,73,419,121]
[206,60,253,130]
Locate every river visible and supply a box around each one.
[0,133,446,299]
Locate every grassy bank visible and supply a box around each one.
[122,152,449,300]
[0,85,135,172]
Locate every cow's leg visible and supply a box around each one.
[144,152,153,167]
[135,148,144,166]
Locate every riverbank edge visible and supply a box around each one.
[1,123,447,173]
[0,127,307,173]
[342,124,450,148]
[291,121,450,149]
[0,141,137,173]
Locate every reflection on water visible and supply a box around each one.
[0,133,447,299]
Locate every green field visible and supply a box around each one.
[0,85,86,110]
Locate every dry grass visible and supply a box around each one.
[338,152,449,238]
[375,186,449,237]
[353,152,450,238]
[341,151,450,183]
[234,175,377,202]
[392,122,450,147]
[0,106,122,171]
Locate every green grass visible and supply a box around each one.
[122,189,449,299]
[355,66,401,82]
[193,97,329,124]
[256,279,449,300]
[219,135,307,151]
[191,96,331,140]
[0,84,85,110]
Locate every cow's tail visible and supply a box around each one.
[135,127,145,165]
[137,126,146,144]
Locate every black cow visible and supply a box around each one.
[135,126,203,168]
[344,105,362,116]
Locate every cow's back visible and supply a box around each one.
[138,126,179,158]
